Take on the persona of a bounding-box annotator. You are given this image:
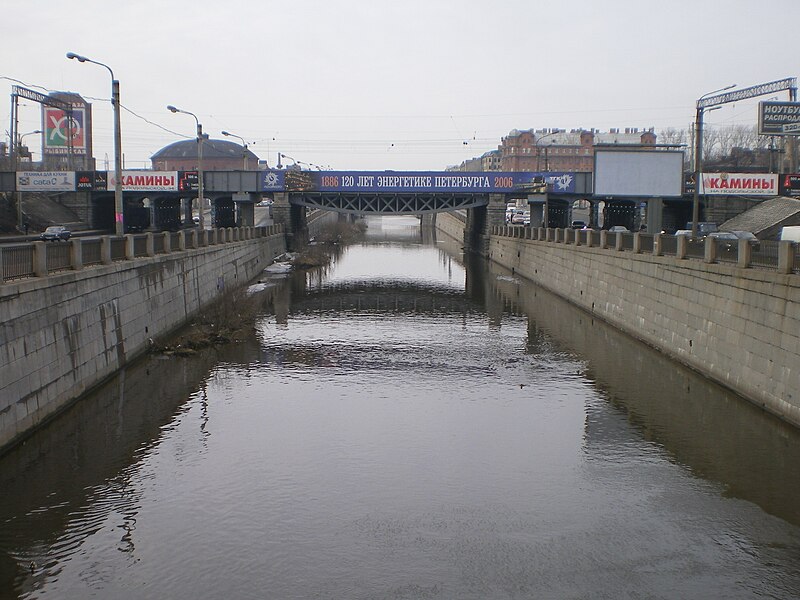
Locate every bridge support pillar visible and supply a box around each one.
[271,192,308,251]
[464,194,507,256]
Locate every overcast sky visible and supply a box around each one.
[3,0,799,171]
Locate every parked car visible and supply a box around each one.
[674,229,694,238]
[523,211,531,226]
[511,210,527,225]
[571,220,587,229]
[608,225,629,233]
[40,226,71,241]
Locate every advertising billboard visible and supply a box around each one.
[779,174,800,197]
[76,171,108,191]
[16,171,75,191]
[593,150,684,197]
[43,106,87,155]
[700,173,777,196]
[107,171,179,191]
[758,102,800,136]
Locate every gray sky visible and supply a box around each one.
[4,0,799,171]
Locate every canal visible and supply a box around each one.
[2,215,800,599]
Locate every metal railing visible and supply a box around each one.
[0,225,284,284]
[46,243,71,274]
[1,245,35,281]
[82,239,103,266]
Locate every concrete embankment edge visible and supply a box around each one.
[0,233,286,453]
[435,212,800,427]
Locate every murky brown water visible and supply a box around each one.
[2,216,800,599]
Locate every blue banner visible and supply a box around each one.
[260,170,285,191]
[261,170,576,194]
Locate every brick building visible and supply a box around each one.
[499,128,657,172]
[151,137,260,171]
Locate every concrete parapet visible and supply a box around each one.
[125,235,135,260]
[704,236,717,263]
[33,242,46,277]
[70,239,83,270]
[737,238,751,268]
[778,241,795,274]
[101,236,112,265]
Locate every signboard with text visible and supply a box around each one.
[107,171,179,191]
[178,171,199,192]
[76,171,107,191]
[700,173,778,196]
[16,171,75,191]
[758,101,800,136]
[274,171,575,194]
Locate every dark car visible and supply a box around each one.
[40,226,71,241]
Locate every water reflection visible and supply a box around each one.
[490,268,800,526]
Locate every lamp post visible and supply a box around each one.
[221,130,249,170]
[66,52,124,236]
[535,130,561,171]
[15,130,42,232]
[691,84,736,238]
[18,129,42,152]
[168,105,204,229]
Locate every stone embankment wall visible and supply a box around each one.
[0,231,286,452]
[434,211,800,427]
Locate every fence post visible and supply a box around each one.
[737,238,752,269]
[633,232,642,254]
[33,241,47,277]
[600,230,608,249]
[145,233,155,257]
[101,236,112,264]
[777,241,794,274]
[615,232,624,251]
[704,237,717,264]
[125,235,135,260]
[676,235,688,259]
[178,231,186,251]
[653,233,662,256]
[70,238,83,270]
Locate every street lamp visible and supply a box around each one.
[535,130,561,171]
[692,84,736,238]
[168,105,204,229]
[19,129,42,146]
[66,52,124,236]
[221,130,249,170]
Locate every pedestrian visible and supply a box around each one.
[24,221,29,236]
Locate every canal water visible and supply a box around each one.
[2,215,800,599]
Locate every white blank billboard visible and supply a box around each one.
[593,150,684,197]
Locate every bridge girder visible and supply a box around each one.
[289,192,489,215]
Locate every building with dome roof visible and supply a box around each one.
[150,137,260,171]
